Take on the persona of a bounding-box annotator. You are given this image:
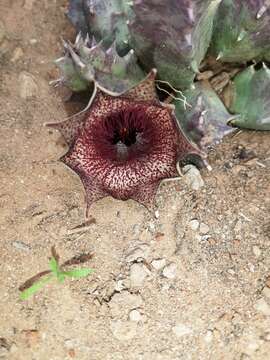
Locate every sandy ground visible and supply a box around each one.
[0,1,270,359]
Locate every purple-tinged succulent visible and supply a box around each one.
[55,34,145,93]
[68,0,133,55]
[211,0,270,62]
[49,70,202,214]
[173,82,237,150]
[129,0,221,88]
[67,0,221,89]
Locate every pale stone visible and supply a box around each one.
[262,286,270,299]
[151,258,166,270]
[252,245,261,258]
[162,263,177,279]
[188,219,200,231]
[109,291,143,318]
[199,223,210,235]
[19,72,38,99]
[172,324,192,337]
[125,244,150,262]
[254,298,270,316]
[11,47,24,62]
[111,321,137,341]
[183,165,204,190]
[130,263,149,287]
[129,309,142,322]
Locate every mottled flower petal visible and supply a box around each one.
[124,69,158,102]
[48,111,88,146]
[49,70,202,213]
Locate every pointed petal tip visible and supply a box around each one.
[46,122,60,130]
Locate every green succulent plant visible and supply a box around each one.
[55,34,145,93]
[228,64,270,130]
[58,0,270,146]
[211,0,270,63]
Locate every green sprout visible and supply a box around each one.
[19,247,94,300]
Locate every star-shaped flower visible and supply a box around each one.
[49,70,202,215]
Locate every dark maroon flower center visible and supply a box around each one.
[92,106,156,162]
[111,121,138,147]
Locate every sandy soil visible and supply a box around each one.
[0,1,270,359]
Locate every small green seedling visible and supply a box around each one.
[19,247,94,300]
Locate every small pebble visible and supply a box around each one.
[199,223,210,235]
[109,291,143,318]
[243,338,260,356]
[114,279,127,292]
[64,339,77,350]
[151,258,166,271]
[188,219,200,231]
[252,245,261,258]
[195,234,202,242]
[227,268,236,275]
[11,47,24,62]
[172,324,192,337]
[9,343,18,354]
[248,263,255,273]
[201,235,211,241]
[12,241,31,251]
[125,244,150,262]
[204,330,213,343]
[132,224,140,236]
[254,298,270,316]
[129,263,149,287]
[162,262,177,279]
[19,72,38,99]
[129,309,142,322]
[234,220,242,233]
[182,165,204,190]
[148,220,156,233]
[29,38,37,45]
[262,286,270,299]
[111,321,137,341]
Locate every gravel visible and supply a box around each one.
[19,72,38,99]
[162,263,177,279]
[151,258,166,271]
[188,219,200,231]
[254,298,270,316]
[129,263,150,287]
[182,165,205,190]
